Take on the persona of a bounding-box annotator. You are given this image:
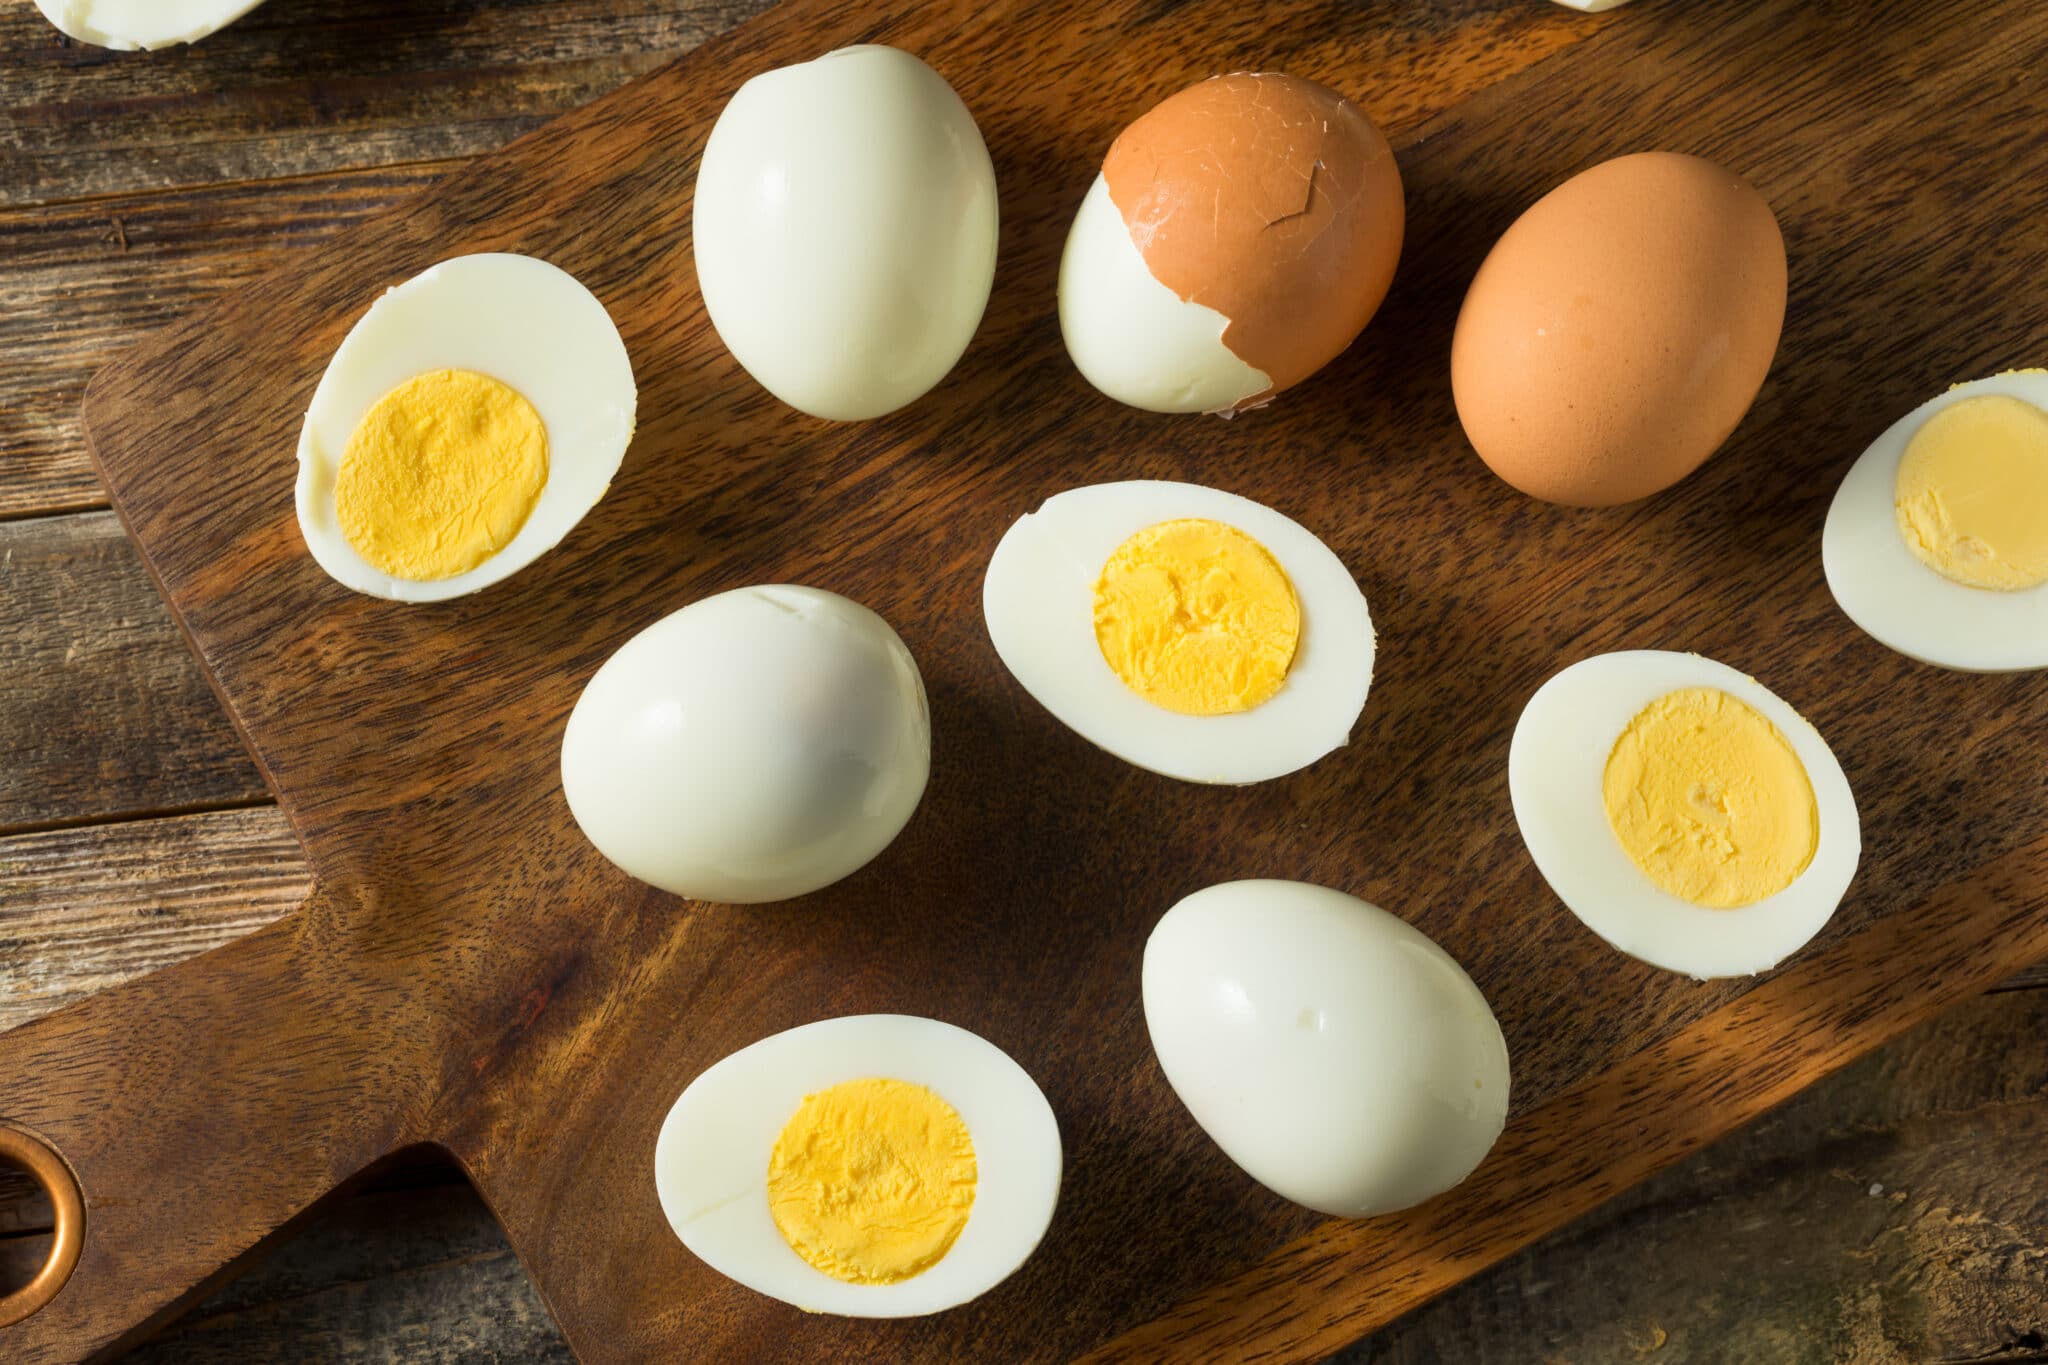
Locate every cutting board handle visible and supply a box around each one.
[0,888,424,1362]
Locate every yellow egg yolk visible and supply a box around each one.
[1093,518,1301,716]
[767,1078,976,1285]
[334,368,548,581]
[1894,394,2048,591]
[1602,687,1819,909]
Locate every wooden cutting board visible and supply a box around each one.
[4,0,2046,1359]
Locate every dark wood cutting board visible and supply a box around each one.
[4,0,2046,1359]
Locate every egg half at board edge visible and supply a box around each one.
[692,44,998,422]
[1822,369,2048,673]
[562,585,929,905]
[1452,151,1785,507]
[1510,651,1861,980]
[1548,0,1638,11]
[982,481,1375,785]
[654,1014,1062,1318]
[34,0,263,48]
[1143,880,1510,1219]
[294,253,637,603]
[1059,71,1404,416]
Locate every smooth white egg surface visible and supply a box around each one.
[294,254,636,603]
[34,0,265,48]
[982,481,1375,785]
[1510,651,1861,979]
[653,1014,1062,1317]
[1143,881,1509,1218]
[1058,175,1269,414]
[692,45,998,421]
[1822,370,2048,672]
[561,586,929,904]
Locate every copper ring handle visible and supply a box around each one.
[0,1122,84,1326]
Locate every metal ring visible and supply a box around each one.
[0,1122,84,1327]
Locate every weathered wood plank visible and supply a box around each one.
[1351,988,2048,1365]
[0,0,771,208]
[0,163,462,518]
[0,512,267,829]
[0,806,306,1033]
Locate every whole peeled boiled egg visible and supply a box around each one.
[693,45,998,421]
[1143,881,1510,1218]
[1452,152,1786,506]
[1822,370,2048,672]
[654,1014,1061,1317]
[294,254,637,602]
[982,481,1375,784]
[34,0,265,48]
[561,585,929,903]
[1059,72,1404,415]
[1510,651,1861,979]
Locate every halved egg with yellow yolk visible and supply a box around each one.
[1509,651,1861,980]
[982,481,1375,784]
[293,254,636,602]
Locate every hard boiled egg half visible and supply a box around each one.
[34,0,265,48]
[294,254,636,602]
[982,482,1375,784]
[1510,652,1861,979]
[693,45,998,421]
[654,1014,1061,1316]
[1822,370,2048,672]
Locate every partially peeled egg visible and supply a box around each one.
[1059,73,1404,415]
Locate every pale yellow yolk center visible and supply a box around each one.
[766,1078,976,1286]
[1093,518,1301,716]
[1894,394,2048,591]
[334,368,549,581]
[1602,687,1819,910]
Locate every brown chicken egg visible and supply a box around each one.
[1059,72,1405,415]
[1451,152,1787,507]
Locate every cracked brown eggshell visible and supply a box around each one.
[1060,72,1405,414]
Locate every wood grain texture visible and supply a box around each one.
[1,0,2044,1361]
[0,513,268,830]
[0,808,306,1032]
[0,0,770,208]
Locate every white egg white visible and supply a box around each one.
[561,585,930,904]
[1058,175,1270,414]
[293,254,636,603]
[1822,370,2048,672]
[652,1014,1062,1318]
[34,0,264,49]
[1143,880,1509,1218]
[982,481,1375,785]
[1509,651,1861,980]
[692,45,998,421]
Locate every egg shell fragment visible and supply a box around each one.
[1509,651,1861,979]
[653,1014,1063,1318]
[1143,881,1510,1218]
[982,481,1375,785]
[1452,151,1786,507]
[293,253,637,602]
[1822,370,2048,672]
[692,45,999,421]
[561,585,930,904]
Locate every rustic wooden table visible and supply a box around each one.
[1,1,2044,1360]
